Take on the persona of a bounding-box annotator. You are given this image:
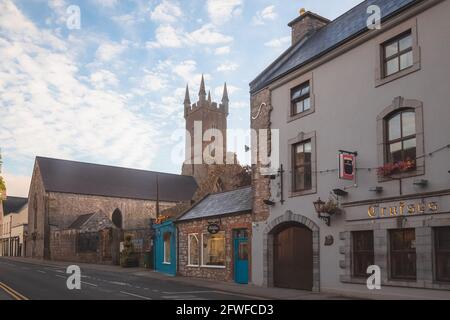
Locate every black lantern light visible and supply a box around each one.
[313,197,331,226]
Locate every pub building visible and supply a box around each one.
[175,187,252,284]
[249,0,450,298]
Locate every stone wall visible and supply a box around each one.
[47,192,175,231]
[27,162,48,259]
[50,228,115,264]
[177,212,252,282]
[250,88,272,222]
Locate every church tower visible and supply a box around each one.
[182,75,229,180]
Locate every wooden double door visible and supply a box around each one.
[273,224,313,291]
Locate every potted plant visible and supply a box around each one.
[377,159,416,178]
[120,235,139,268]
[322,196,342,215]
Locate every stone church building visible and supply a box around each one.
[27,156,197,261]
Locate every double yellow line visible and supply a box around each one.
[0,282,29,300]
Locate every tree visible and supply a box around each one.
[0,150,6,200]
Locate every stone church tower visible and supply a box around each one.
[181,75,248,198]
[182,75,229,175]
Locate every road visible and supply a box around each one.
[0,258,258,300]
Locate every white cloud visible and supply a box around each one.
[0,0,162,175]
[150,0,183,23]
[207,0,243,25]
[92,0,118,8]
[217,61,238,72]
[252,5,278,25]
[149,25,184,48]
[264,36,290,48]
[148,23,233,49]
[95,41,127,62]
[89,69,119,89]
[230,101,249,109]
[215,46,230,55]
[214,85,240,98]
[141,72,167,91]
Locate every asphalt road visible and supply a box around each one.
[0,258,257,300]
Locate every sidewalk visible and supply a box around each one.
[2,257,357,300]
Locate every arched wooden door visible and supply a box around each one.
[273,224,313,291]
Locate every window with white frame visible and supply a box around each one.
[202,232,225,267]
[163,232,171,264]
[188,233,200,266]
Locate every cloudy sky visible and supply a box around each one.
[0,0,363,196]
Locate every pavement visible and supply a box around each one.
[0,257,354,300]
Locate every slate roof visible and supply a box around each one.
[250,0,421,93]
[35,157,197,202]
[68,213,95,229]
[177,186,252,222]
[2,196,28,216]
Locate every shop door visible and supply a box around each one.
[234,230,249,284]
[273,224,313,290]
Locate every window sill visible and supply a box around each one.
[378,167,424,183]
[287,107,315,123]
[163,262,171,265]
[290,189,317,198]
[375,62,420,87]
[186,264,200,268]
[200,265,226,269]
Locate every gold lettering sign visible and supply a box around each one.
[368,201,439,218]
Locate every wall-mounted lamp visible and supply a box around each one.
[313,197,330,226]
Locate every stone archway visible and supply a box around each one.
[263,210,320,292]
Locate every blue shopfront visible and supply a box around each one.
[153,220,177,276]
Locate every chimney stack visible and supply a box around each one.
[288,9,330,46]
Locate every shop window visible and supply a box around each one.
[435,227,450,282]
[163,232,171,264]
[385,109,416,165]
[389,229,416,280]
[292,140,312,192]
[188,233,200,266]
[202,232,225,267]
[352,231,374,278]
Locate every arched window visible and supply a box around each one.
[385,109,416,164]
[112,209,122,229]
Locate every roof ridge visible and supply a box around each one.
[36,156,189,178]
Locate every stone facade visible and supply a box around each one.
[50,228,117,264]
[250,88,272,223]
[27,162,181,260]
[177,213,252,282]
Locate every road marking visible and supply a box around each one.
[0,282,29,301]
[109,281,129,286]
[162,294,199,300]
[37,270,46,274]
[162,290,215,294]
[56,275,66,279]
[81,281,98,287]
[120,291,152,300]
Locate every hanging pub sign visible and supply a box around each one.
[207,223,220,234]
[339,152,356,181]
